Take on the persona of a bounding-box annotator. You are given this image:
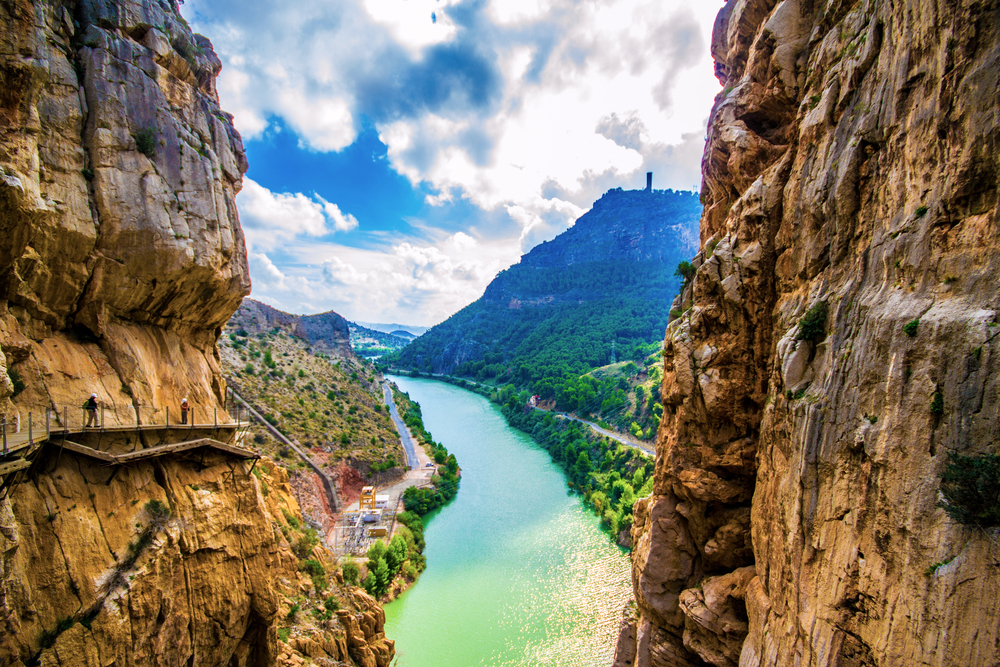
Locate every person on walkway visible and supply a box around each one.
[180,398,190,425]
[84,393,99,427]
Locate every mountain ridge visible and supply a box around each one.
[387,187,701,381]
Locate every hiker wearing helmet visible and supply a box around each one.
[180,397,190,424]
[84,393,99,427]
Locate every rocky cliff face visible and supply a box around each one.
[0,2,395,665]
[617,1,1000,666]
[0,0,250,427]
[0,448,395,667]
[230,299,354,359]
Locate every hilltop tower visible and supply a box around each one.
[646,172,652,192]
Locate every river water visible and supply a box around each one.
[383,376,632,667]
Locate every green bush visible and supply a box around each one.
[293,529,319,559]
[675,260,696,282]
[797,301,828,342]
[939,452,1000,527]
[903,318,920,337]
[341,560,359,585]
[8,367,25,398]
[145,499,171,523]
[134,127,157,158]
[931,388,944,415]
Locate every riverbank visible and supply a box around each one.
[346,382,463,605]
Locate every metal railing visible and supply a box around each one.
[1,402,249,455]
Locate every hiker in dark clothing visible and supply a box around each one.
[180,398,190,424]
[84,393,99,427]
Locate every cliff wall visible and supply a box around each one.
[0,0,250,427]
[617,1,1000,665]
[0,2,396,665]
[0,447,395,667]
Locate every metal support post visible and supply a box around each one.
[28,413,32,445]
[46,408,50,437]
[166,407,169,427]
[63,407,68,432]
[100,406,104,430]
[190,407,195,429]
[2,418,6,455]
[214,408,218,428]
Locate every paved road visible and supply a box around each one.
[547,411,656,458]
[383,381,419,469]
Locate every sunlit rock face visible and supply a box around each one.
[0,0,251,426]
[617,0,1000,665]
[0,4,398,665]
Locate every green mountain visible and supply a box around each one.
[385,187,701,391]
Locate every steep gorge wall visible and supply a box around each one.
[0,0,250,426]
[617,1,1000,665]
[0,449,395,666]
[0,2,396,665]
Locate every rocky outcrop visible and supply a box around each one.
[0,448,394,666]
[618,1,1000,665]
[0,2,395,665]
[0,0,250,427]
[230,298,354,358]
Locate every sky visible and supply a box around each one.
[181,0,724,326]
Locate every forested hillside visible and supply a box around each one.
[386,187,700,389]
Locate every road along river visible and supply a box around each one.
[383,375,633,667]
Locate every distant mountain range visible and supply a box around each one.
[355,321,429,337]
[348,323,413,357]
[385,187,701,383]
[226,299,420,358]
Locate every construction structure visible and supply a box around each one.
[359,485,377,511]
[331,485,404,555]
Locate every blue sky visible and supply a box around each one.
[182,0,723,326]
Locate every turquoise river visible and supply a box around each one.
[383,375,633,667]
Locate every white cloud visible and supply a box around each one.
[247,234,520,325]
[184,0,722,322]
[319,198,360,232]
[237,179,359,251]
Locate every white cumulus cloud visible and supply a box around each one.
[237,178,360,251]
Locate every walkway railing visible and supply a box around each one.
[1,401,249,457]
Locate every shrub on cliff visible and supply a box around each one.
[133,126,157,158]
[797,301,828,342]
[675,260,696,283]
[939,452,1000,527]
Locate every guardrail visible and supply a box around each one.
[1,402,249,456]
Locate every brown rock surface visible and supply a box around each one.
[0,1,395,665]
[0,0,250,426]
[0,450,394,666]
[618,1,1000,665]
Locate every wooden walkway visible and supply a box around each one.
[0,421,259,495]
[1,422,241,457]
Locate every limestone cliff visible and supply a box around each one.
[617,1,1000,666]
[0,1,396,665]
[0,447,395,667]
[0,0,250,427]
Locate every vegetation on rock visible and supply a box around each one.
[939,452,1000,528]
